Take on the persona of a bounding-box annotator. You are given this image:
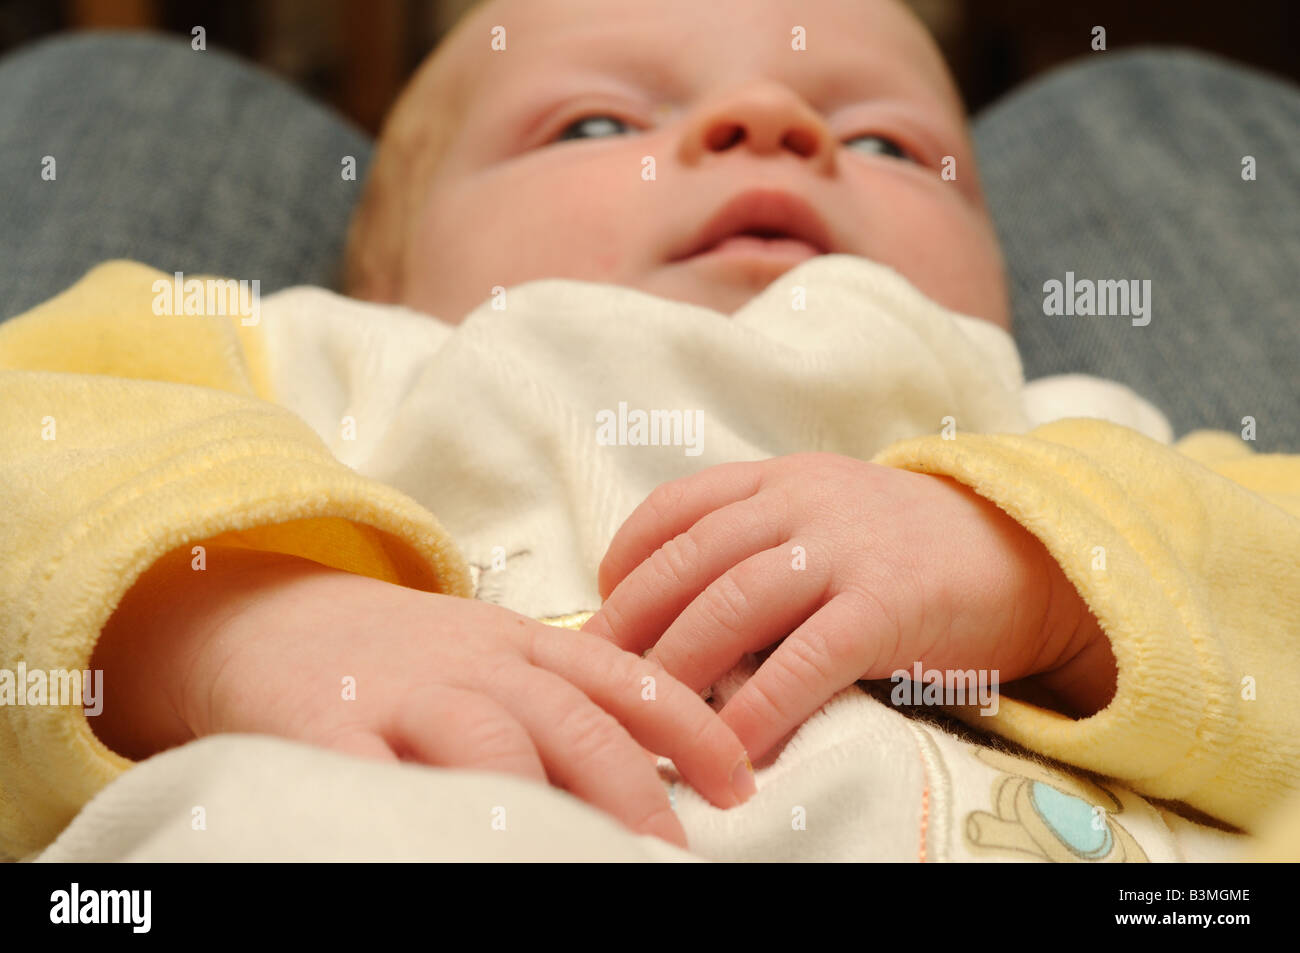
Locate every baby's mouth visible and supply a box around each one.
[684,230,825,263]
[667,188,835,265]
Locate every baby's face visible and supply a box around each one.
[397,0,1008,328]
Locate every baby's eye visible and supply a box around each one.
[844,133,915,162]
[554,114,635,143]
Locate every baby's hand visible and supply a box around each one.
[583,453,1117,762]
[92,546,756,848]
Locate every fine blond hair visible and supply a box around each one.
[343,5,482,301]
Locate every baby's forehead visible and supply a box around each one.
[437,0,965,125]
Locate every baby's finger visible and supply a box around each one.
[527,625,755,811]
[720,591,890,761]
[320,728,400,763]
[388,684,547,783]
[597,461,764,600]
[654,544,829,693]
[487,662,689,848]
[585,492,788,654]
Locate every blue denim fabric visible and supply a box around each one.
[1,34,1295,448]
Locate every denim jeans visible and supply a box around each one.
[1,34,1295,449]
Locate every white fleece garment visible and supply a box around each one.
[37,255,1236,862]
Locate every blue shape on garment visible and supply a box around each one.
[1030,781,1113,858]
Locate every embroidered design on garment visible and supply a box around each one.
[965,747,1149,863]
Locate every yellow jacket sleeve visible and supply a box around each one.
[0,261,473,859]
[873,419,1300,834]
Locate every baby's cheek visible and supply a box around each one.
[868,188,1007,325]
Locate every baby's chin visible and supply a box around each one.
[640,252,1008,326]
[636,254,828,316]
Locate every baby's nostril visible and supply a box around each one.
[782,129,819,158]
[706,124,746,151]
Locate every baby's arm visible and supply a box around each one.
[91,543,754,847]
[0,261,751,856]
[0,261,474,856]
[589,423,1300,834]
[873,421,1300,834]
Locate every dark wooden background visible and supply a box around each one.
[2,0,1296,134]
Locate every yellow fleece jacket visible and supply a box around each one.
[1,261,1297,860]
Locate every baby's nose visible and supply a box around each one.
[678,80,838,174]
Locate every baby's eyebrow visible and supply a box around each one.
[510,39,691,99]
[795,46,963,118]
[502,61,949,126]
[505,28,943,110]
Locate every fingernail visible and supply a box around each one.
[731,755,756,805]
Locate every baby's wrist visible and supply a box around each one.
[92,544,338,757]
[172,547,362,737]
[1028,605,1117,718]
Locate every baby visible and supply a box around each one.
[3,0,1297,861]
[95,0,1111,844]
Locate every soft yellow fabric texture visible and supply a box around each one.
[0,261,473,858]
[1,260,1297,859]
[872,420,1300,836]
